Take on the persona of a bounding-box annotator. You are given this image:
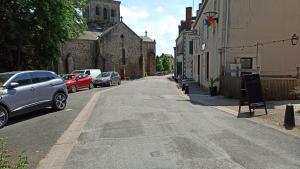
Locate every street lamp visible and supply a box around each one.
[291,34,299,46]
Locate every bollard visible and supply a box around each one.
[185,85,189,94]
[284,104,295,128]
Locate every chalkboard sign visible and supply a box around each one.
[244,74,264,104]
[238,74,267,116]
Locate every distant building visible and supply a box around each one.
[141,31,156,76]
[59,0,156,79]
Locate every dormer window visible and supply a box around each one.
[95,6,99,15]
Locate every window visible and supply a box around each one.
[189,41,193,54]
[12,73,32,86]
[206,52,209,80]
[86,70,91,75]
[103,8,107,20]
[240,58,253,69]
[31,72,56,83]
[111,9,115,17]
[95,6,99,15]
[122,48,126,65]
[240,58,253,75]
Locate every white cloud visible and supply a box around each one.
[156,6,164,12]
[120,5,149,21]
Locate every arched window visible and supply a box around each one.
[95,6,99,15]
[103,8,107,20]
[111,9,115,17]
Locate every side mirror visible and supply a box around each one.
[6,82,19,89]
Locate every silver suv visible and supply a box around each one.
[0,71,68,128]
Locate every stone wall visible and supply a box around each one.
[98,23,144,79]
[142,41,156,76]
[59,40,98,74]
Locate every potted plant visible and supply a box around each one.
[209,77,220,96]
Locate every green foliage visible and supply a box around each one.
[156,56,163,72]
[209,77,220,87]
[0,0,87,71]
[162,57,171,72]
[0,138,28,169]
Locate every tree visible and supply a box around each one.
[156,56,163,72]
[162,57,171,72]
[0,0,87,71]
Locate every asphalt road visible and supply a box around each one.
[63,76,300,169]
[0,85,118,169]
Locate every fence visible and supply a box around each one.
[220,76,299,100]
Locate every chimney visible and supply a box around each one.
[186,7,192,30]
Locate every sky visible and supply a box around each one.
[120,0,199,56]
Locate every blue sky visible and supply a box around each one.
[120,0,199,56]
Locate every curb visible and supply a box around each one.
[176,85,300,139]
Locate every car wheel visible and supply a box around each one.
[53,93,67,111]
[0,106,8,128]
[118,81,121,85]
[89,83,94,90]
[71,85,77,93]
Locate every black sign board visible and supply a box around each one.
[238,74,267,116]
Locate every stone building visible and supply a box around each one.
[97,22,144,79]
[141,31,156,76]
[59,0,156,79]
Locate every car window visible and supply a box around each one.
[82,74,88,78]
[97,72,111,78]
[11,73,32,86]
[0,73,15,87]
[86,70,91,75]
[63,75,76,80]
[31,72,56,83]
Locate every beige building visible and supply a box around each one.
[193,0,300,88]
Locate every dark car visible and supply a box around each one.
[94,72,121,87]
[63,74,93,93]
[0,71,68,128]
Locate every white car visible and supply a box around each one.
[72,69,101,79]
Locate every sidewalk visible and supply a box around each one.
[178,82,300,137]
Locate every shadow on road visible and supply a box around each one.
[7,108,57,126]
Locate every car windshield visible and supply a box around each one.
[72,70,85,74]
[97,72,111,78]
[63,75,76,80]
[0,73,15,87]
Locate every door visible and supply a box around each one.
[30,72,56,103]
[76,74,85,89]
[6,73,34,114]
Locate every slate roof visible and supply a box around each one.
[140,36,154,42]
[77,31,102,40]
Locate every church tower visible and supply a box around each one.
[87,0,121,30]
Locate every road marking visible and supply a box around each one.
[37,86,122,169]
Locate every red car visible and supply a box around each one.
[63,73,93,93]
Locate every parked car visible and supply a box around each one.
[63,73,93,93]
[0,71,68,128]
[94,71,121,87]
[71,69,101,81]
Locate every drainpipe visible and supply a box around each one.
[224,0,229,75]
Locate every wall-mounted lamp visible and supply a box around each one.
[291,34,299,46]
